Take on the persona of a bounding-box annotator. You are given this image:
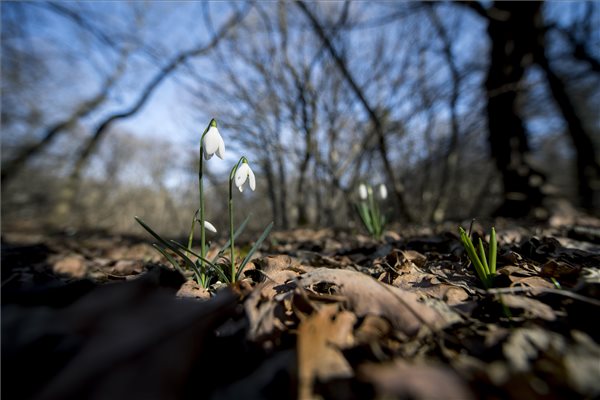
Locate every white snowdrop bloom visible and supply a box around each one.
[204,220,217,233]
[202,124,225,160]
[358,183,368,200]
[378,184,388,200]
[234,162,256,192]
[197,220,218,233]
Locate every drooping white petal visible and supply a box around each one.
[248,166,256,191]
[202,126,221,160]
[215,134,225,159]
[358,184,368,200]
[378,184,388,200]
[203,145,212,160]
[204,220,217,233]
[235,163,249,189]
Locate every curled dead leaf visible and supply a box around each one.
[298,268,450,335]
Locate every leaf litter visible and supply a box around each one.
[1,220,599,400]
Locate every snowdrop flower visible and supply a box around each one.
[378,184,388,200]
[358,183,368,200]
[197,218,218,233]
[203,220,217,233]
[202,120,225,160]
[234,161,256,192]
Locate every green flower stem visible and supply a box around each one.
[196,120,216,287]
[228,177,235,282]
[228,157,246,282]
[186,209,199,259]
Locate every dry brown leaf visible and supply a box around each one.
[108,260,144,276]
[52,255,87,278]
[508,275,555,290]
[298,268,449,335]
[354,315,392,344]
[297,304,356,399]
[358,359,474,400]
[244,256,306,341]
[497,294,556,321]
[176,279,211,300]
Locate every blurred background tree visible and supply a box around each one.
[1,1,598,237]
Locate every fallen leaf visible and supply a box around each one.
[297,304,356,399]
[176,279,211,300]
[52,255,87,278]
[358,359,474,400]
[298,268,450,335]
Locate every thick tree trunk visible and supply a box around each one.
[485,2,546,218]
[276,151,289,229]
[261,159,280,226]
[533,31,600,211]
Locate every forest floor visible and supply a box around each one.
[2,213,600,400]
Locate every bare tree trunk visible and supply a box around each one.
[533,31,600,211]
[261,158,280,225]
[276,150,289,229]
[484,2,546,218]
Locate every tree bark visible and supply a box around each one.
[533,26,600,211]
[484,2,547,218]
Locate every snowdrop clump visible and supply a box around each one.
[136,119,272,288]
[355,182,388,241]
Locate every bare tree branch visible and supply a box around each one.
[295,0,413,222]
[68,5,250,182]
[1,48,129,184]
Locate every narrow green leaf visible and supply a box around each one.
[237,221,274,280]
[489,227,497,275]
[135,216,203,279]
[207,262,231,284]
[478,238,490,275]
[459,227,488,287]
[152,244,185,275]
[212,214,251,263]
[169,240,217,269]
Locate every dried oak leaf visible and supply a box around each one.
[503,327,600,397]
[357,359,474,400]
[107,259,145,276]
[52,254,88,279]
[244,255,306,341]
[496,294,556,321]
[297,303,356,400]
[298,268,449,335]
[176,279,211,300]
